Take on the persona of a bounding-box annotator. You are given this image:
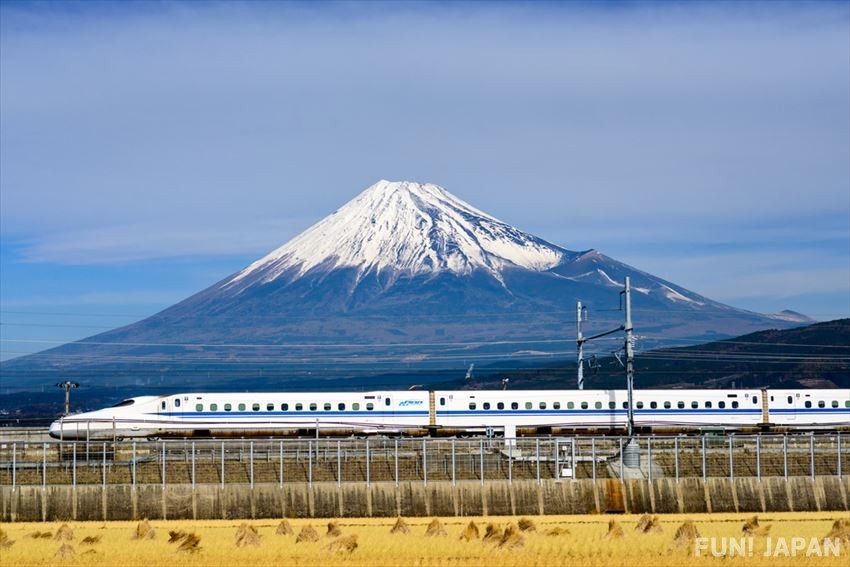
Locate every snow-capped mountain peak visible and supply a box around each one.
[226,180,568,288]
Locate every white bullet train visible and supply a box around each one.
[48,388,850,440]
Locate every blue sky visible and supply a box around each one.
[1,1,848,360]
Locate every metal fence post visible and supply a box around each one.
[102,442,106,487]
[535,438,540,485]
[365,438,370,486]
[250,441,255,489]
[570,438,576,481]
[11,443,15,492]
[394,439,399,486]
[480,438,484,485]
[132,442,136,488]
[729,435,734,481]
[701,435,707,480]
[674,437,679,482]
[191,441,196,489]
[838,432,842,480]
[280,441,284,488]
[756,435,761,481]
[591,437,596,482]
[810,433,815,480]
[508,437,513,485]
[451,438,456,486]
[647,437,652,482]
[72,442,77,488]
[783,434,788,480]
[43,443,47,488]
[162,442,166,488]
[423,438,427,486]
[337,440,342,487]
[220,442,225,488]
[619,437,624,480]
[307,440,312,486]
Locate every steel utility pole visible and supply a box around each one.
[623,277,635,437]
[576,301,585,390]
[56,381,80,416]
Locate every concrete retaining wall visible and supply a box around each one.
[2,476,848,522]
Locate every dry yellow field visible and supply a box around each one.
[1,513,847,567]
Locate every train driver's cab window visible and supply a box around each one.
[366,402,374,411]
[224,404,232,412]
[210,403,218,411]
[174,398,181,408]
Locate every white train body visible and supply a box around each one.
[49,388,850,440]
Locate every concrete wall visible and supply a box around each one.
[2,476,848,522]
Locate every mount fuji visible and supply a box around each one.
[2,180,803,393]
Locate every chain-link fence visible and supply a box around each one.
[0,433,846,489]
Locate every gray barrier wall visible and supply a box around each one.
[2,476,849,522]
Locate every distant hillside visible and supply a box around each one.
[463,319,850,390]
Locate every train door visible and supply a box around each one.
[787,393,797,421]
[159,398,168,415]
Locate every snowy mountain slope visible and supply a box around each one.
[1,179,803,392]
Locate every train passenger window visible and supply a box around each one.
[175,399,181,408]
[664,402,671,409]
[553,402,561,410]
[295,403,303,411]
[367,402,374,411]
[818,400,825,408]
[636,401,644,409]
[846,400,850,408]
[310,403,317,411]
[832,401,839,408]
[595,402,602,409]
[196,404,203,412]
[609,402,616,409]
[353,403,360,410]
[238,403,246,411]
[324,403,331,411]
[386,398,391,406]
[650,402,657,409]
[804,401,812,408]
[210,403,218,411]
[525,402,532,409]
[339,403,346,410]
[440,398,446,406]
[568,402,575,409]
[692,401,698,409]
[469,402,477,410]
[581,402,588,409]
[732,401,739,409]
[281,403,288,411]
[483,402,491,410]
[718,401,725,409]
[539,402,547,409]
[677,402,684,409]
[267,403,274,411]
[705,402,712,408]
[224,404,232,412]
[497,402,505,410]
[252,403,260,411]
[622,402,628,409]
[511,402,519,410]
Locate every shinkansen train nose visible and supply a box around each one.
[48,420,62,439]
